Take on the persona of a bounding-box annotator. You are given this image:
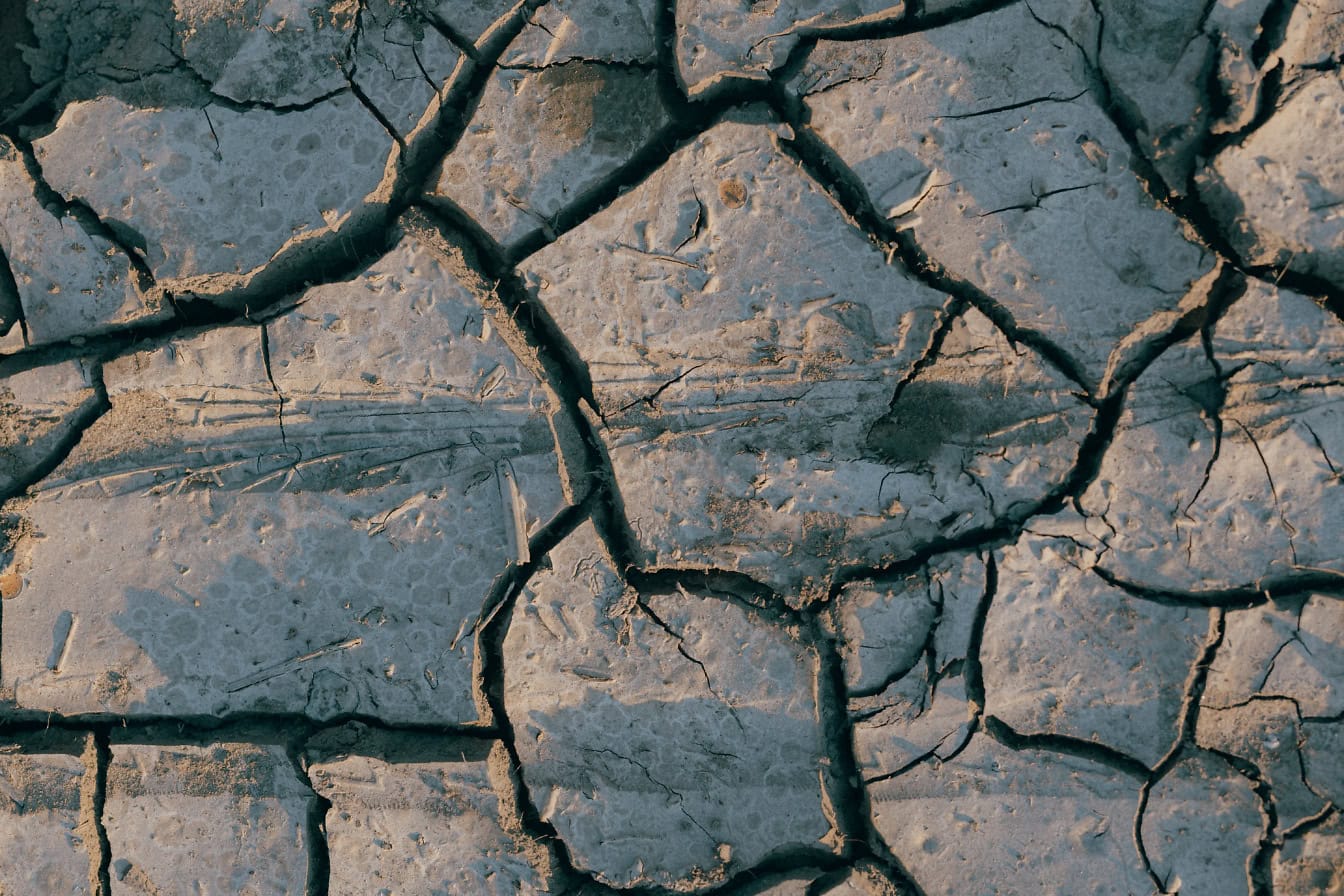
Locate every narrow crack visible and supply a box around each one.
[937,89,1088,120]
[500,58,659,74]
[0,363,110,505]
[342,61,409,151]
[402,202,645,573]
[768,101,1094,394]
[412,1,485,60]
[1135,609,1227,892]
[762,0,1026,94]
[257,324,298,466]
[7,134,155,293]
[1282,803,1338,841]
[284,742,332,896]
[883,297,968,412]
[809,613,929,894]
[614,362,707,414]
[629,596,736,724]
[91,729,112,896]
[1232,416,1299,565]
[975,181,1102,217]
[1208,747,1280,896]
[1087,564,1344,609]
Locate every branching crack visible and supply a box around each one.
[8,134,155,293]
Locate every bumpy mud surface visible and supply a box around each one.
[0,1,1342,894]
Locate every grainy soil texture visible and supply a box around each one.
[0,0,1342,894]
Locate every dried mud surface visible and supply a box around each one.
[0,1,1342,894]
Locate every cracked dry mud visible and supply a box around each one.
[0,2,1342,895]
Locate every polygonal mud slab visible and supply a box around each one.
[33,93,391,283]
[522,119,1091,600]
[1196,699,1329,834]
[104,740,314,895]
[17,0,209,114]
[1199,74,1344,286]
[1140,751,1262,896]
[866,735,1151,896]
[797,1,1215,386]
[674,0,905,97]
[1277,0,1344,72]
[501,0,658,66]
[503,521,836,891]
[309,740,549,895]
[0,137,163,344]
[0,735,95,895]
[1196,590,1344,829]
[345,0,464,137]
[0,360,101,499]
[1301,720,1344,812]
[1205,593,1344,719]
[173,0,360,107]
[981,529,1212,768]
[1028,0,1273,189]
[1081,280,1344,592]
[1275,812,1344,896]
[0,235,567,723]
[829,572,939,697]
[845,552,984,780]
[431,59,672,250]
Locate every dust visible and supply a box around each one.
[65,390,177,470]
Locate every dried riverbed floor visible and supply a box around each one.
[0,0,1342,894]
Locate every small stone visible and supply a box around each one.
[33,94,391,283]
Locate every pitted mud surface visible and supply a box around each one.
[0,1,1342,894]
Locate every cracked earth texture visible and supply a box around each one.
[0,0,1342,894]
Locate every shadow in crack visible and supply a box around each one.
[0,0,35,114]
